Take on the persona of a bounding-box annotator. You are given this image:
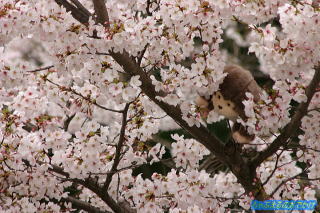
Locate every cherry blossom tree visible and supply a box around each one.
[0,0,320,212]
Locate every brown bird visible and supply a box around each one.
[196,65,262,144]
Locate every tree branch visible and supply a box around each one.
[70,0,92,17]
[251,67,320,169]
[55,0,272,206]
[48,163,70,178]
[92,0,110,27]
[269,168,308,198]
[137,44,149,66]
[47,162,136,213]
[75,178,136,213]
[104,103,130,189]
[146,0,153,16]
[26,65,54,73]
[109,51,266,198]
[111,52,225,157]
[63,196,111,213]
[54,0,90,24]
[45,78,124,113]
[262,150,283,186]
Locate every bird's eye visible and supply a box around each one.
[227,103,231,106]
[218,95,221,99]
[218,105,223,110]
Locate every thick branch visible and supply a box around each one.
[110,52,261,193]
[70,0,91,16]
[251,67,320,169]
[109,52,276,213]
[92,0,110,27]
[63,196,111,213]
[48,163,70,177]
[75,178,136,213]
[111,53,225,158]
[55,0,90,24]
[47,162,136,213]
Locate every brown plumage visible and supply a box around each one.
[196,65,262,144]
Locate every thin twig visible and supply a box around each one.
[307,107,320,113]
[138,44,149,65]
[262,150,283,186]
[0,136,5,148]
[296,177,320,181]
[104,103,130,189]
[45,78,124,113]
[41,160,136,213]
[269,167,309,198]
[26,65,54,73]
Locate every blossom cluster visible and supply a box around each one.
[241,80,307,136]
[171,134,210,169]
[248,1,320,82]
[125,170,244,213]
